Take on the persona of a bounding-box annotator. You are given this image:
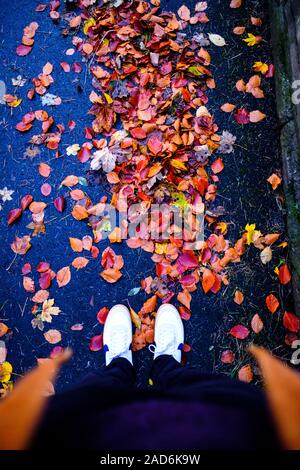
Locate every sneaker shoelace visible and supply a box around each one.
[149,325,177,355]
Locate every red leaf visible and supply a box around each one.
[148,136,163,155]
[41,183,52,196]
[16,45,32,56]
[283,311,300,333]
[22,262,31,275]
[78,146,91,163]
[60,62,70,72]
[50,346,64,358]
[72,62,82,73]
[37,262,50,273]
[211,158,224,174]
[177,252,199,271]
[221,350,235,364]
[85,128,94,139]
[39,272,52,289]
[89,334,103,352]
[54,196,65,212]
[238,365,253,383]
[16,121,33,132]
[183,343,191,353]
[21,194,33,210]
[285,332,298,347]
[278,264,291,285]
[234,108,250,124]
[266,64,275,78]
[8,208,22,225]
[229,324,250,339]
[130,128,147,139]
[179,306,191,320]
[97,307,109,324]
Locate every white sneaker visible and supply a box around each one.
[153,304,184,363]
[103,304,133,366]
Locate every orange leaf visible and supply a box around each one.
[69,237,83,252]
[23,276,35,293]
[70,189,85,200]
[202,268,215,293]
[56,266,71,288]
[220,103,236,112]
[61,175,79,187]
[72,257,89,269]
[72,205,88,220]
[140,295,157,315]
[233,26,245,35]
[177,290,191,309]
[236,79,246,92]
[230,0,242,8]
[267,173,282,190]
[0,323,9,338]
[148,163,162,178]
[32,289,49,303]
[266,293,279,314]
[69,15,82,27]
[29,201,47,213]
[233,290,244,305]
[100,268,122,283]
[39,162,51,177]
[249,110,266,123]
[44,329,61,344]
[42,62,53,75]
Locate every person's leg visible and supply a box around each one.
[31,305,135,448]
[76,303,135,392]
[150,304,264,407]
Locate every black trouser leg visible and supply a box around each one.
[31,358,135,448]
[151,354,223,390]
[151,354,266,408]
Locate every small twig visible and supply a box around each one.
[6,253,17,271]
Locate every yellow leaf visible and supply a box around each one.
[155,243,168,255]
[170,159,187,170]
[243,33,258,47]
[130,307,142,329]
[108,227,122,243]
[148,163,162,178]
[245,223,256,245]
[83,17,96,35]
[253,61,269,74]
[279,241,288,249]
[0,362,13,383]
[104,92,113,104]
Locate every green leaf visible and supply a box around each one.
[78,177,88,186]
[188,65,205,76]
